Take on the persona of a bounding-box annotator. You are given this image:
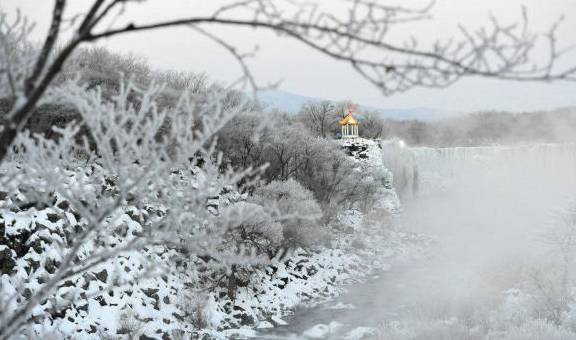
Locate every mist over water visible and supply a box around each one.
[255,143,576,339]
[406,143,576,261]
[377,143,576,337]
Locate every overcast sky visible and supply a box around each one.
[3,0,576,114]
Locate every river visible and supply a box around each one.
[255,144,576,340]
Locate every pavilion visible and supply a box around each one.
[338,107,359,139]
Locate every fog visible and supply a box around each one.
[256,144,576,339]
[406,147,574,288]
[377,144,576,338]
[3,1,576,338]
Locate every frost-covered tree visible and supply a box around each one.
[2,0,575,161]
[359,111,386,139]
[218,201,283,299]
[221,201,283,259]
[217,111,271,170]
[298,101,339,139]
[252,179,323,249]
[1,0,575,337]
[528,203,576,323]
[0,69,256,338]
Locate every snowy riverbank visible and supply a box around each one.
[0,139,432,339]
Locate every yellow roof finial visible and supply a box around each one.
[338,104,359,125]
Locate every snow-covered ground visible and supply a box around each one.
[253,142,576,340]
[0,138,431,339]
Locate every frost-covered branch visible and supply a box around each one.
[0,75,258,338]
[2,0,576,162]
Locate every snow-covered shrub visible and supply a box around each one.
[252,179,323,249]
[521,203,576,324]
[179,294,210,330]
[0,61,260,338]
[221,202,283,258]
[117,309,145,338]
[216,201,284,299]
[216,111,270,170]
[216,113,396,224]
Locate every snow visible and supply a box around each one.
[0,139,434,339]
[325,302,356,310]
[302,321,343,339]
[343,327,380,340]
[256,321,274,329]
[271,315,288,326]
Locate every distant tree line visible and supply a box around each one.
[297,100,576,147]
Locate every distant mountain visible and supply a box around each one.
[256,89,449,121]
[257,90,321,114]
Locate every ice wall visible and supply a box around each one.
[407,143,576,197]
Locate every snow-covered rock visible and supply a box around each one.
[302,321,343,339]
[0,140,432,339]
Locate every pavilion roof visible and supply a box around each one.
[338,112,359,125]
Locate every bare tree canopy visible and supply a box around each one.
[2,2,576,339]
[1,0,576,162]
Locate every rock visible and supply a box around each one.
[26,259,40,273]
[45,258,59,274]
[22,288,32,299]
[12,229,32,257]
[307,266,318,277]
[172,312,185,322]
[57,200,70,211]
[72,211,82,223]
[0,248,16,274]
[271,315,288,326]
[115,224,129,238]
[30,239,44,254]
[303,322,343,339]
[93,269,108,283]
[142,288,159,298]
[139,334,157,340]
[117,327,130,335]
[60,280,75,288]
[234,311,255,326]
[47,213,60,223]
[126,210,140,223]
[256,321,274,329]
[95,296,107,306]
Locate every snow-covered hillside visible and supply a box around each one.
[0,140,429,339]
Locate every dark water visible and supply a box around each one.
[253,266,423,339]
